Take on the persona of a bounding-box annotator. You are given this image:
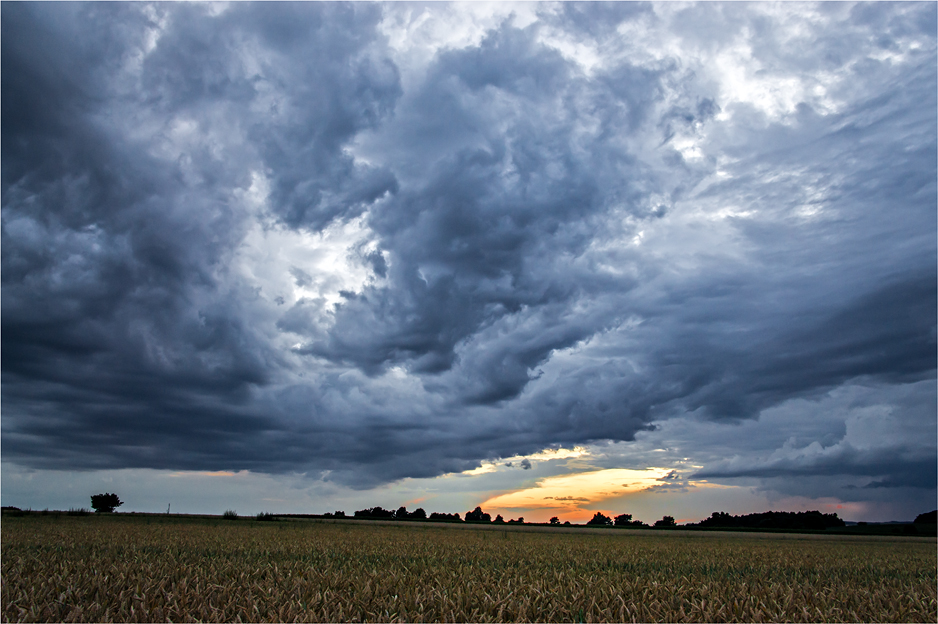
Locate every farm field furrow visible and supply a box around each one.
[2,515,935,623]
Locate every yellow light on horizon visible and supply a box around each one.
[482,467,673,514]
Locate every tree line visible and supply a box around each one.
[74,493,935,534]
[323,506,897,531]
[322,506,682,527]
[327,506,523,523]
[690,510,846,530]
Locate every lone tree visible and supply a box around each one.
[654,515,676,527]
[90,493,123,513]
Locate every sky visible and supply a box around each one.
[2,2,936,524]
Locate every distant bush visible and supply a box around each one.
[223,510,239,520]
[428,512,462,522]
[654,516,676,528]
[256,512,277,522]
[67,508,91,516]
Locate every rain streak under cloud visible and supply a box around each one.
[2,2,935,523]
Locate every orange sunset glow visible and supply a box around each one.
[481,468,673,523]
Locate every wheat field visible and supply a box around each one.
[2,514,935,622]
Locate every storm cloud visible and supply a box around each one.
[3,2,935,506]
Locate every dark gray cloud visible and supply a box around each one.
[2,2,935,510]
[2,2,399,473]
[302,21,670,395]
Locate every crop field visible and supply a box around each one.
[2,515,935,622]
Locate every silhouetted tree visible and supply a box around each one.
[700,511,734,527]
[410,507,427,520]
[90,493,123,513]
[494,514,505,523]
[614,513,646,527]
[395,506,409,519]
[654,515,676,527]
[586,512,612,526]
[549,517,560,525]
[429,512,462,522]
[914,510,937,524]
[354,506,394,519]
[465,506,492,522]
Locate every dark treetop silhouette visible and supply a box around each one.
[90,493,123,513]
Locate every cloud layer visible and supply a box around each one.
[3,3,935,509]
